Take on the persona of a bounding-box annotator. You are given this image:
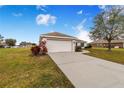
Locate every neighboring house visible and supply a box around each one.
[19,44,33,48]
[91,39,124,48]
[11,45,20,48]
[0,40,6,48]
[19,42,35,48]
[39,32,86,52]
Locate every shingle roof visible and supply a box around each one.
[41,32,86,42]
[42,32,76,38]
[91,39,124,44]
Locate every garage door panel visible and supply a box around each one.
[46,40,72,52]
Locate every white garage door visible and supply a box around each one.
[46,40,73,52]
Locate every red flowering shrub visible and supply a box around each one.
[42,46,48,53]
[31,39,48,56]
[31,45,48,56]
[31,46,40,56]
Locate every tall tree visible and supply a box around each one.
[89,6,124,51]
[5,39,16,47]
[20,41,27,46]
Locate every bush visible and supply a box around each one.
[31,45,48,56]
[41,45,48,54]
[31,46,40,56]
[75,46,82,52]
[0,45,4,48]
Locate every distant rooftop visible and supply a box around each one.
[91,39,124,43]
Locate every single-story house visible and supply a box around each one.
[91,39,124,48]
[39,32,86,52]
[0,40,6,48]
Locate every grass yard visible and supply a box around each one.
[85,48,124,65]
[0,48,74,88]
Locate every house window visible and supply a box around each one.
[100,43,102,47]
[77,42,81,46]
[97,44,99,47]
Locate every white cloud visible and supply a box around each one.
[36,5,47,12]
[36,14,56,26]
[12,13,23,17]
[77,10,83,15]
[98,5,106,10]
[50,30,55,32]
[73,19,92,43]
[76,30,91,43]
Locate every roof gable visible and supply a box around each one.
[41,32,86,42]
[42,32,75,38]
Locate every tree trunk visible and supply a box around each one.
[108,40,112,51]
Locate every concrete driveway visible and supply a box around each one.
[49,52,124,88]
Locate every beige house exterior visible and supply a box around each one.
[39,32,86,52]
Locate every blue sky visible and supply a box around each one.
[0,5,104,44]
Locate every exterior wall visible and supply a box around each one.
[75,42,85,47]
[39,36,85,52]
[46,40,74,52]
[91,43,124,48]
[84,42,87,47]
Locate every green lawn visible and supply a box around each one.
[0,48,74,88]
[85,48,124,65]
